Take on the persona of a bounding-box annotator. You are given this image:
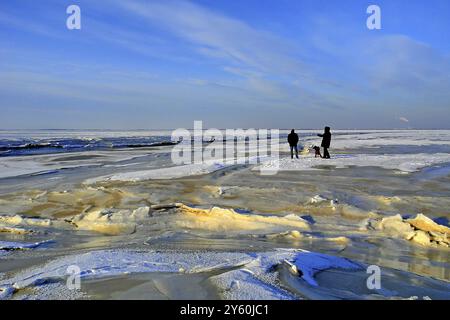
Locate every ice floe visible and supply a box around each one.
[0,226,33,234]
[0,214,71,230]
[365,213,450,248]
[177,204,310,232]
[68,208,143,235]
[292,252,362,286]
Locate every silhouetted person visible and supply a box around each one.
[288,129,299,159]
[318,126,331,159]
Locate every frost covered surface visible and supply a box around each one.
[209,249,363,298]
[0,151,148,179]
[257,153,450,173]
[84,161,231,183]
[209,269,296,300]
[0,248,368,300]
[293,252,362,286]
[0,285,16,299]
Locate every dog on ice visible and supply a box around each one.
[312,146,322,158]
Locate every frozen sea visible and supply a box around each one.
[0,129,449,300]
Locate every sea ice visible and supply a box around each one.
[69,208,138,235]
[84,161,232,183]
[257,153,450,173]
[209,268,297,300]
[366,213,450,248]
[177,204,311,232]
[0,248,366,300]
[293,252,363,286]
[0,239,53,251]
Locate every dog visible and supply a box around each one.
[312,146,322,158]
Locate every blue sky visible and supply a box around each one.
[1,0,449,129]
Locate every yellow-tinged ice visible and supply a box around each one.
[177,204,310,232]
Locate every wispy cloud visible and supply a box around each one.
[116,0,302,74]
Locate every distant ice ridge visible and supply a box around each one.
[0,249,364,300]
[257,153,450,173]
[0,240,53,251]
[85,163,225,183]
[0,240,54,260]
[84,158,246,183]
[0,151,146,179]
[0,129,174,140]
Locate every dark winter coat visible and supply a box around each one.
[288,132,299,146]
[318,127,331,148]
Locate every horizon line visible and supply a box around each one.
[1,127,449,131]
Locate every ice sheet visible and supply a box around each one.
[287,130,450,149]
[257,153,450,173]
[84,161,232,183]
[0,248,365,300]
[0,151,147,179]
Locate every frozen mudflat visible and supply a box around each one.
[1,130,450,300]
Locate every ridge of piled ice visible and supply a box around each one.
[0,202,312,236]
[0,239,53,251]
[177,204,311,232]
[364,214,450,248]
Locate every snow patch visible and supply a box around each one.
[293,252,363,286]
[256,153,450,173]
[84,161,232,184]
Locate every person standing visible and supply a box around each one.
[318,126,331,159]
[288,129,299,159]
